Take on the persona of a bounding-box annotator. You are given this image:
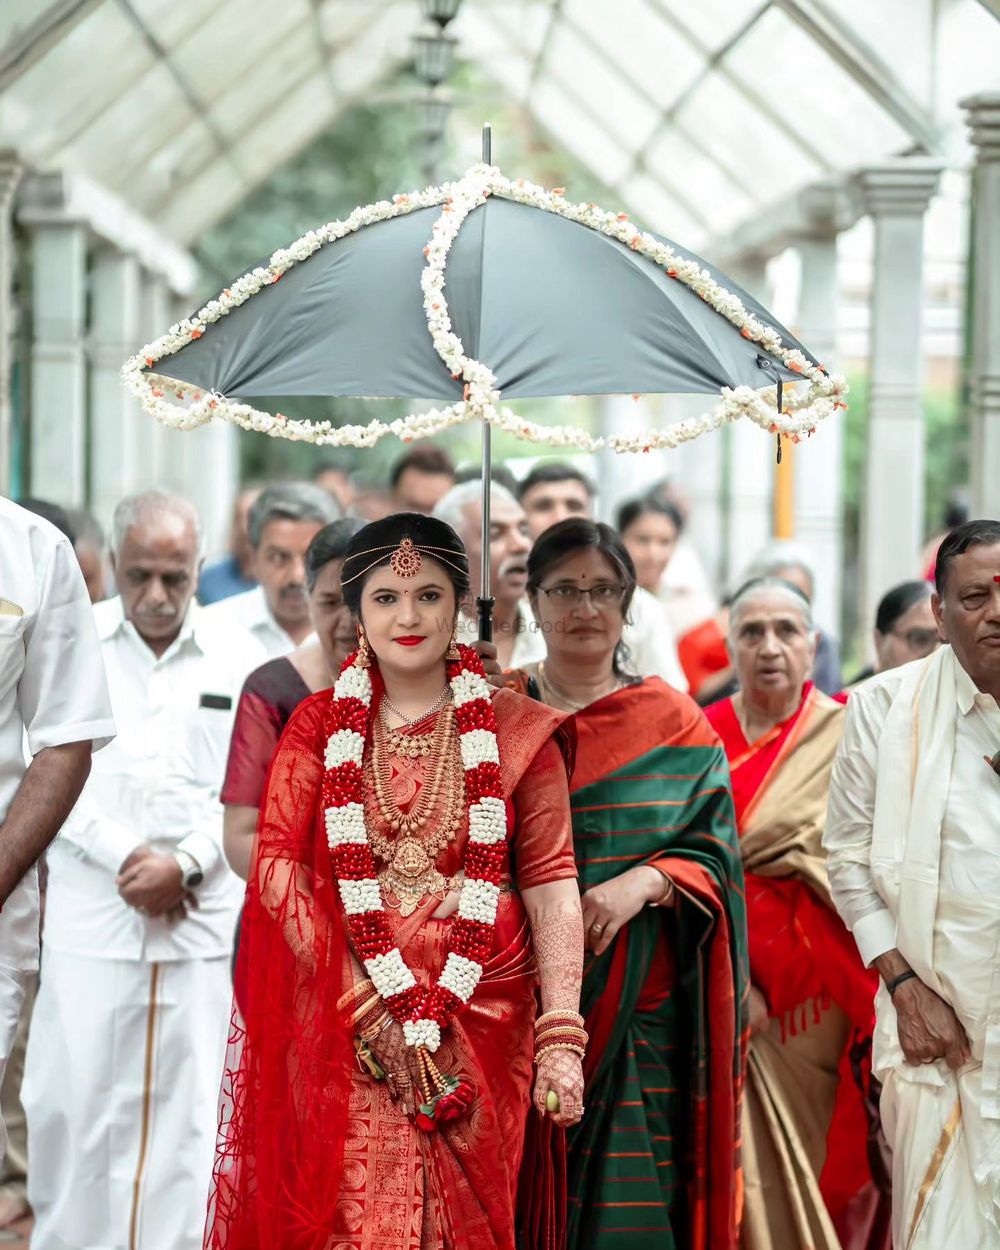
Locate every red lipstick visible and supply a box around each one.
[393,635,426,646]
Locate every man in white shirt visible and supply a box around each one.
[435,480,535,669]
[824,519,1000,1249]
[23,490,265,1250]
[204,481,341,657]
[515,465,688,687]
[0,498,115,1166]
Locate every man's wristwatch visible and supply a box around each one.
[173,850,204,889]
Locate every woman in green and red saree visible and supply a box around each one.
[705,578,888,1250]
[506,518,748,1250]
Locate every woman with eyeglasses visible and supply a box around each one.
[506,518,749,1249]
[846,581,940,690]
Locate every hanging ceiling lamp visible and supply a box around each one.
[412,28,458,88]
[421,0,462,29]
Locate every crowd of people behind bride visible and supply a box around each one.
[2,442,999,1250]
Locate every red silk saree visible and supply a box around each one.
[706,685,886,1250]
[205,685,575,1250]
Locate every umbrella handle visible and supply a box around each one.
[477,596,495,643]
[756,355,784,464]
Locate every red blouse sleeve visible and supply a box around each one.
[511,735,577,889]
[222,686,288,808]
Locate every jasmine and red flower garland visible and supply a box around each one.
[323,642,507,1127]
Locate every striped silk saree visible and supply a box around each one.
[564,678,749,1250]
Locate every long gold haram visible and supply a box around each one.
[365,705,465,916]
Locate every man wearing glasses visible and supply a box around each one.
[825,519,1000,1249]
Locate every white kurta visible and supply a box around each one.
[825,648,1000,1248]
[0,499,115,1161]
[202,583,311,658]
[23,599,264,1250]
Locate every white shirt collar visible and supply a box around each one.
[96,595,205,658]
[953,649,998,716]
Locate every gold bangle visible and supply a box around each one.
[649,872,674,909]
[535,1009,585,1032]
[535,1042,586,1063]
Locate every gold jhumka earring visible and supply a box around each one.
[356,628,371,669]
[445,630,461,661]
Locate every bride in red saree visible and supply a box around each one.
[206,513,586,1250]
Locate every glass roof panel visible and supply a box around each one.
[460,10,534,100]
[3,4,153,161]
[674,71,824,206]
[663,0,764,53]
[725,7,911,165]
[318,0,392,46]
[158,161,245,243]
[564,0,705,110]
[530,79,633,185]
[57,62,199,186]
[617,171,706,246]
[841,0,934,107]
[207,29,324,140]
[936,2,1000,153]
[328,7,409,96]
[125,119,220,214]
[125,0,245,52]
[231,74,334,180]
[169,2,311,105]
[543,19,660,149]
[0,0,69,49]
[470,1,556,59]
[644,128,755,234]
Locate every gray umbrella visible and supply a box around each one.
[163,200,810,404]
[147,132,826,639]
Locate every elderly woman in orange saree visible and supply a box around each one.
[205,513,586,1250]
[705,578,887,1250]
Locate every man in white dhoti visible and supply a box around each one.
[825,518,1000,1250]
[23,491,265,1250]
[0,499,114,1171]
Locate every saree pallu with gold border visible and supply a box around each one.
[706,685,887,1250]
[206,686,575,1250]
[561,678,748,1250]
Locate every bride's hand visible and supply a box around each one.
[533,1048,584,1128]
[367,1020,421,1114]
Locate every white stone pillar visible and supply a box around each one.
[26,219,88,504]
[156,293,237,557]
[792,218,843,633]
[138,270,172,487]
[89,247,141,528]
[962,94,1000,518]
[723,255,774,586]
[0,152,23,495]
[855,160,942,635]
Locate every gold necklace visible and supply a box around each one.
[537,662,623,712]
[365,707,465,916]
[381,685,449,727]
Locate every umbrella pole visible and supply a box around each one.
[476,123,495,644]
[477,417,495,642]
